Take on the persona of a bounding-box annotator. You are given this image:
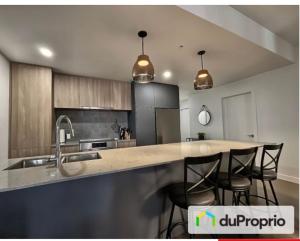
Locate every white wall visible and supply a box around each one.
[180,99,191,142]
[184,62,299,181]
[0,53,9,160]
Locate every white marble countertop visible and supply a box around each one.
[0,140,263,192]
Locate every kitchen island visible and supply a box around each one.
[0,140,262,238]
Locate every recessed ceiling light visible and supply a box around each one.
[162,70,172,79]
[38,47,53,58]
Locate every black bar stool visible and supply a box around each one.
[250,143,284,205]
[165,152,223,238]
[218,147,258,205]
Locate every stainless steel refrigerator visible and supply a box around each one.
[155,108,181,144]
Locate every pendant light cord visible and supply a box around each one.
[142,38,144,55]
[201,54,204,70]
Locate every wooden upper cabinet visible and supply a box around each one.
[54,73,131,110]
[10,63,52,158]
[112,80,132,110]
[79,77,98,108]
[54,74,80,108]
[97,79,113,109]
[79,77,113,109]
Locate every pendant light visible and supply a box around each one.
[194,50,213,90]
[132,30,154,83]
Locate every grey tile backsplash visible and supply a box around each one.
[55,109,128,140]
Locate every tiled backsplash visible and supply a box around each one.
[55,109,128,140]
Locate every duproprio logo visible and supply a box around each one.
[219,214,286,229]
[189,206,294,234]
[195,211,216,227]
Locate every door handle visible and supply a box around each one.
[247,134,255,138]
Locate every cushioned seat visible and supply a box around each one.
[252,166,277,180]
[167,182,215,208]
[218,172,251,190]
[165,153,223,238]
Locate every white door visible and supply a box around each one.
[222,92,257,142]
[180,108,190,142]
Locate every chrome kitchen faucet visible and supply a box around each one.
[55,115,75,167]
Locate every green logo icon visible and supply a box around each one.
[196,211,216,227]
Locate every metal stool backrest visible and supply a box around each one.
[184,152,223,202]
[261,143,283,175]
[228,147,258,184]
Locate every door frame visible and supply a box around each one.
[180,107,191,142]
[221,91,259,142]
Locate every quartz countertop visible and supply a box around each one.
[0,140,263,192]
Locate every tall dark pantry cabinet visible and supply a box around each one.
[130,82,180,146]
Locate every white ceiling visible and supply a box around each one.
[232,5,299,47]
[0,6,295,99]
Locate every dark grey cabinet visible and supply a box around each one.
[154,83,179,109]
[133,83,155,108]
[131,82,179,146]
[135,107,156,146]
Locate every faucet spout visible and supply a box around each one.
[55,115,74,167]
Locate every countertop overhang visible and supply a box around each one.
[0,140,263,192]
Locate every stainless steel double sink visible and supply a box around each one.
[4,152,101,170]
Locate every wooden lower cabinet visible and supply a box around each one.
[10,63,52,158]
[117,139,136,148]
[10,147,52,158]
[51,145,80,154]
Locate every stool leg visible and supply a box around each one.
[222,189,225,205]
[237,192,241,206]
[245,190,250,205]
[262,180,269,206]
[166,203,175,238]
[180,208,187,233]
[215,188,221,205]
[232,192,238,205]
[269,180,279,205]
[235,192,239,205]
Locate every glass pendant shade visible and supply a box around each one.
[194,50,213,90]
[132,54,154,83]
[132,30,154,83]
[194,69,213,90]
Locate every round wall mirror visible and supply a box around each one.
[198,105,211,126]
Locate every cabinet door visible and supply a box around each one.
[117,140,136,148]
[96,79,113,109]
[54,74,80,108]
[112,80,132,110]
[135,107,156,146]
[133,82,154,108]
[10,63,52,158]
[79,77,98,108]
[80,77,113,109]
[122,81,132,110]
[154,83,179,109]
[51,145,79,154]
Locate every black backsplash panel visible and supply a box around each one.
[55,109,128,140]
